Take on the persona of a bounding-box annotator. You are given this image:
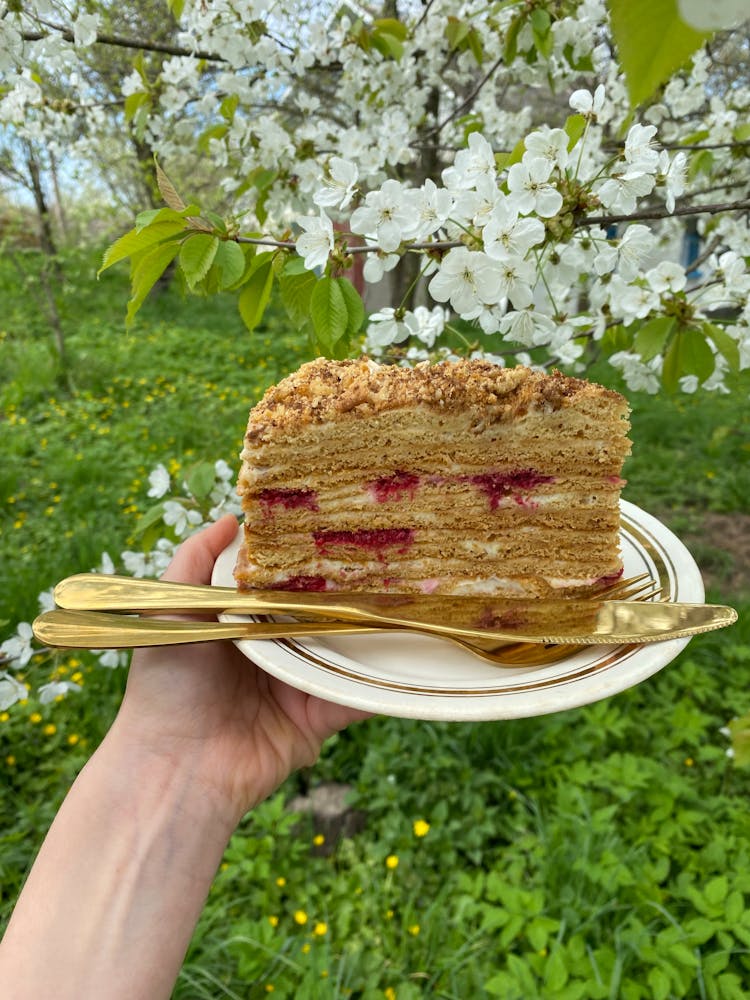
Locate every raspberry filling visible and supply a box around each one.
[368,471,421,503]
[258,488,319,512]
[272,575,328,591]
[468,470,556,510]
[313,528,415,555]
[593,568,624,588]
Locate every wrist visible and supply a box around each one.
[106,709,247,835]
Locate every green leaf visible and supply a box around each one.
[336,277,365,337]
[564,114,587,150]
[445,16,471,49]
[184,461,215,501]
[99,220,185,275]
[608,0,713,107]
[705,874,729,907]
[544,949,569,991]
[704,322,740,371]
[681,327,716,381]
[126,241,180,324]
[531,7,553,58]
[310,276,349,355]
[124,91,150,122]
[279,264,317,328]
[134,501,168,536]
[647,967,671,1000]
[662,327,716,391]
[213,240,246,290]
[238,256,274,332]
[688,148,714,181]
[634,316,676,362]
[373,17,408,40]
[504,12,523,64]
[371,27,404,60]
[179,233,220,289]
[134,207,188,232]
[734,122,750,142]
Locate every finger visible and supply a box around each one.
[162,515,240,586]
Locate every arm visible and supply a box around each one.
[0,514,370,1000]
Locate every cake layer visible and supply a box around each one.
[234,359,631,597]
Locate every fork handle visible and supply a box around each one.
[33,610,382,649]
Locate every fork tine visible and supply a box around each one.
[592,572,649,601]
[475,577,665,667]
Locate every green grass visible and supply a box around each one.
[2,250,750,998]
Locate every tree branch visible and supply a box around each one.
[21,20,227,62]
[578,198,750,228]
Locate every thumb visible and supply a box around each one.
[161,515,240,586]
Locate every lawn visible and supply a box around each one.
[1,250,750,998]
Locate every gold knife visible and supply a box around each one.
[49,574,738,645]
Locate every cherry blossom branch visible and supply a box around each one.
[578,198,750,228]
[21,19,228,62]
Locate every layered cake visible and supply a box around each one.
[234,358,631,597]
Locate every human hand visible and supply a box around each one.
[113,514,372,826]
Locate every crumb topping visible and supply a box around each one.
[244,358,627,443]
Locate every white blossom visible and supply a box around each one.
[507,160,563,218]
[147,463,171,499]
[624,123,660,172]
[569,84,605,118]
[1,623,35,668]
[523,126,569,173]
[403,306,449,347]
[483,200,546,260]
[350,180,411,253]
[0,672,28,711]
[38,680,83,704]
[313,157,359,211]
[428,248,505,315]
[363,252,400,284]
[72,13,100,48]
[163,501,203,538]
[295,210,335,271]
[366,308,409,348]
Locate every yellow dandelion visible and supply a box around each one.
[685,757,695,767]
[0,712,9,723]
[301,942,311,954]
[321,970,329,978]
[276,876,286,887]
[385,909,394,920]
[384,988,397,1000]
[71,672,84,684]
[43,724,56,736]
[67,734,80,746]
[29,712,42,724]
[313,922,328,937]
[294,910,308,925]
[413,819,430,838]
[408,924,420,936]
[6,756,16,767]
[268,915,279,927]
[265,985,275,994]
[313,833,325,846]
[386,855,399,870]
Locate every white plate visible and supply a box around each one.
[211,500,704,721]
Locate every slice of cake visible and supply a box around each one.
[234,358,631,598]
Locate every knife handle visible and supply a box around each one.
[33,609,380,649]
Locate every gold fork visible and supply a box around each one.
[38,573,666,667]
